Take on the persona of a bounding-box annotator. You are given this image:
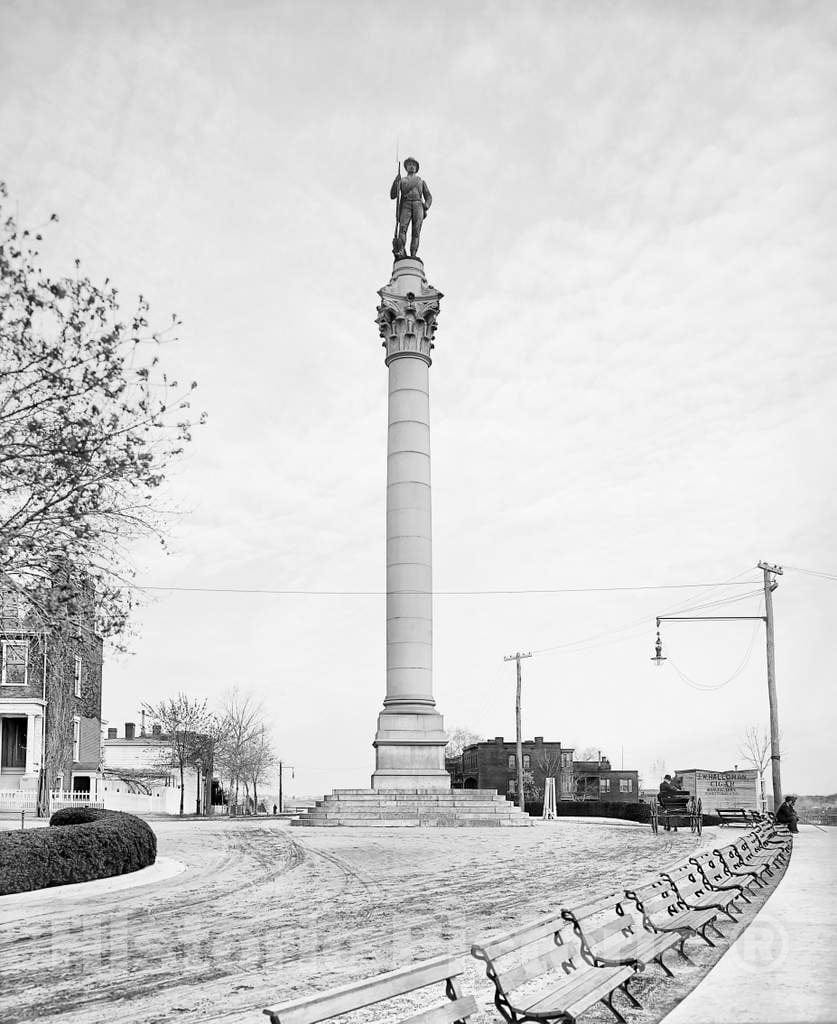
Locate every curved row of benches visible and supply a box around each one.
[263,820,792,1024]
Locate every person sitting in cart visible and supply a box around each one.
[658,775,677,830]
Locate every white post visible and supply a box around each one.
[24,714,36,775]
[543,777,557,820]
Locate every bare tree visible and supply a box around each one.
[242,725,279,815]
[534,749,566,799]
[141,693,213,816]
[577,746,602,762]
[214,688,263,812]
[740,724,780,810]
[445,726,483,758]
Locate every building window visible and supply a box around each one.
[507,754,515,769]
[523,754,530,769]
[599,778,611,794]
[562,752,572,767]
[620,778,632,793]
[73,717,81,763]
[74,654,83,697]
[1,640,28,686]
[0,717,27,770]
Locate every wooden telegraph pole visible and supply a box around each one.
[504,651,532,811]
[758,561,783,809]
[656,562,785,813]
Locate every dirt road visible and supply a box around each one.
[0,818,777,1024]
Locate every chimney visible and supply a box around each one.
[107,727,117,740]
[152,724,161,737]
[494,736,504,744]
[534,736,544,744]
[125,722,135,740]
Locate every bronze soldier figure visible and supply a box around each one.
[391,157,432,258]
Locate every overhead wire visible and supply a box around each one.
[785,565,837,582]
[125,580,761,598]
[666,619,761,691]
[530,567,761,657]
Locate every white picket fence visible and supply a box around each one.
[0,789,37,812]
[49,790,105,811]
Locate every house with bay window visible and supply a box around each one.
[0,581,103,809]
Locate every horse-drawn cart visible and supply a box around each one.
[650,789,702,835]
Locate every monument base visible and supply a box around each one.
[371,709,449,791]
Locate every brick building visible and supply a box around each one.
[446,739,640,804]
[0,577,103,810]
[573,757,639,803]
[448,736,575,800]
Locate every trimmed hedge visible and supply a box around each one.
[0,807,156,895]
[519,799,654,821]
[520,799,723,827]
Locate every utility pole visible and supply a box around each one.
[278,760,295,814]
[653,561,785,813]
[504,651,532,811]
[758,561,783,809]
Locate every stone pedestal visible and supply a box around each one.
[372,258,449,791]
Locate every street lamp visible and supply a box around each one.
[650,630,667,667]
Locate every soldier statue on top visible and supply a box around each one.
[391,157,432,258]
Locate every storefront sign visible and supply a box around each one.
[676,768,759,811]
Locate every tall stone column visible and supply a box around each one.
[372,257,449,790]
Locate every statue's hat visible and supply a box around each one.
[404,156,419,171]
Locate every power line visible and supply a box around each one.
[667,620,761,692]
[785,565,837,582]
[530,569,762,656]
[126,580,760,598]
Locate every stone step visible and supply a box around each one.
[301,811,522,819]
[292,815,533,828]
[301,806,524,815]
[313,795,523,808]
[325,790,506,801]
[292,787,533,828]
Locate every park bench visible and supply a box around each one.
[714,834,780,887]
[622,877,723,959]
[688,851,754,904]
[559,892,682,978]
[470,911,642,1024]
[715,808,757,827]
[262,954,477,1024]
[661,863,742,922]
[739,825,790,865]
[753,820,792,853]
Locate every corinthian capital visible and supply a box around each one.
[376,261,443,366]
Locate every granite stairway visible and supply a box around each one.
[291,789,533,827]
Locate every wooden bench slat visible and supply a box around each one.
[471,913,566,960]
[562,894,622,922]
[496,945,571,992]
[521,966,614,1012]
[584,915,640,945]
[263,956,463,1024]
[400,995,478,1024]
[523,964,633,1016]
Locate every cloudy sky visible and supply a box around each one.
[2,0,835,797]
